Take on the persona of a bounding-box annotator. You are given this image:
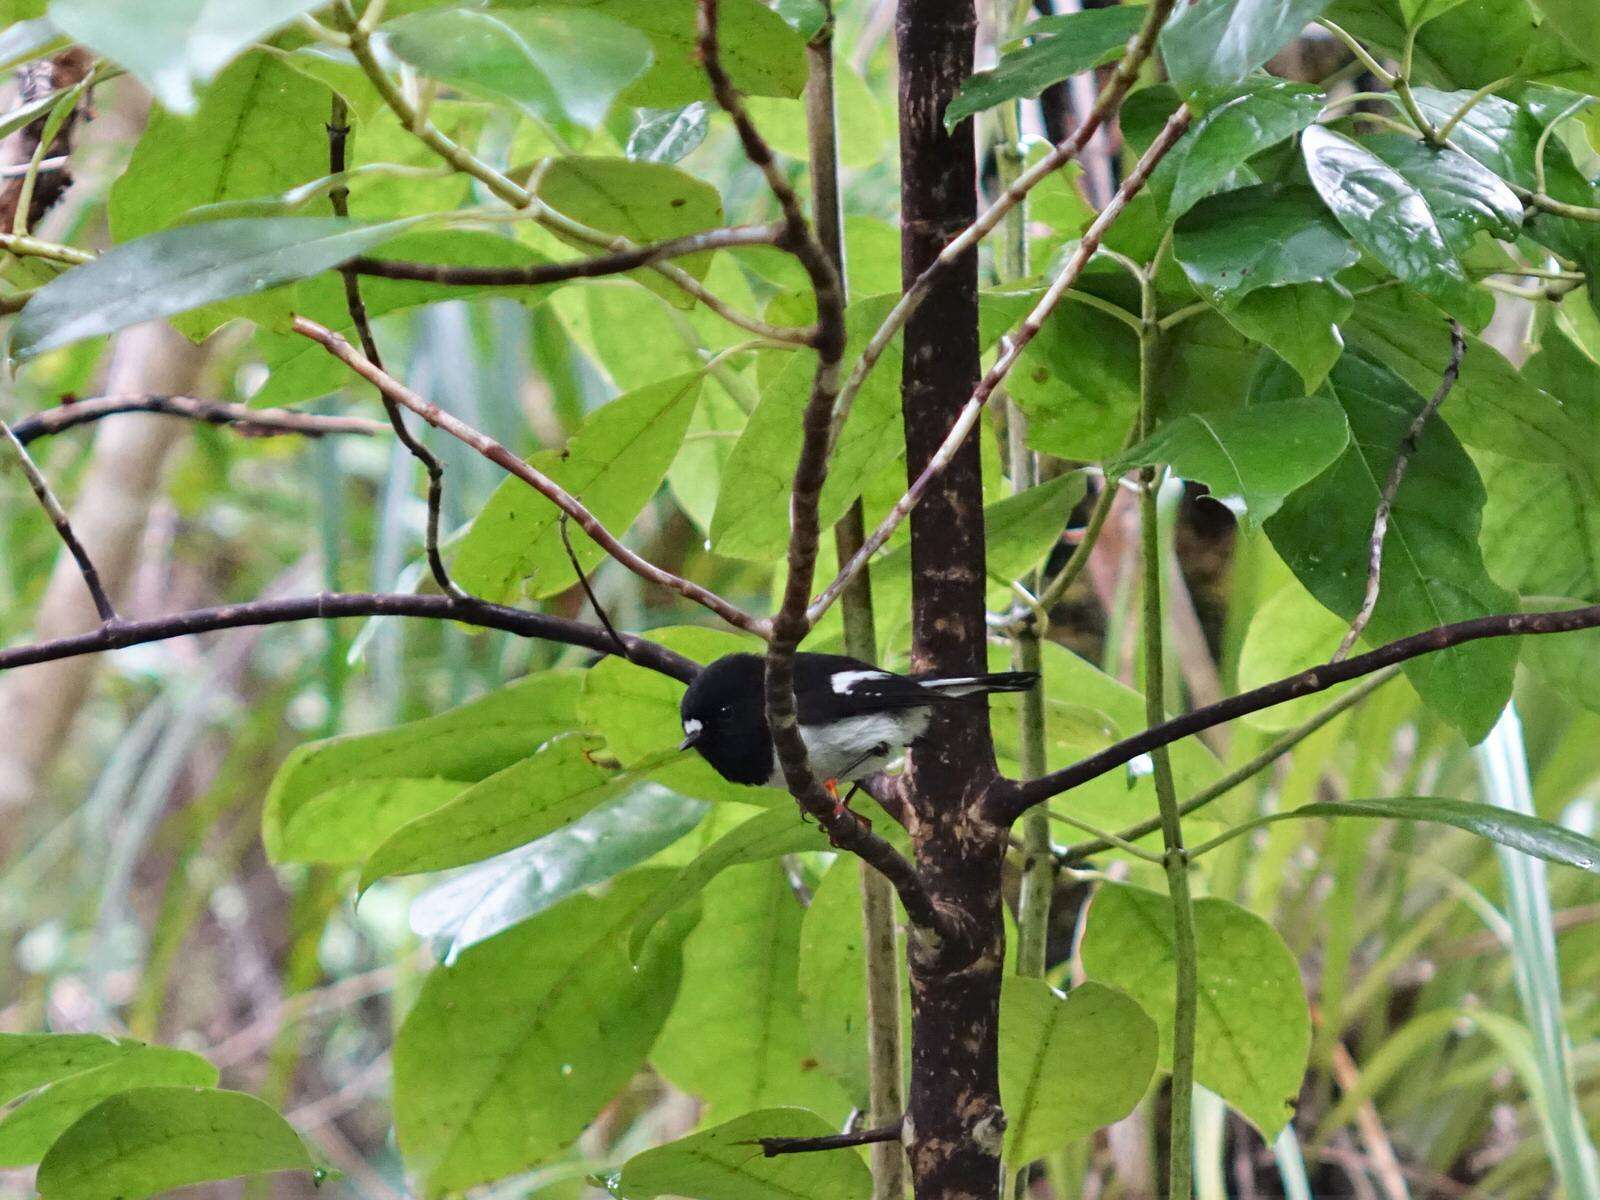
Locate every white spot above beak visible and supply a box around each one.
[682,718,703,737]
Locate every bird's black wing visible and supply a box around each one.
[792,653,937,723]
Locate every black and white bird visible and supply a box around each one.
[678,652,1037,801]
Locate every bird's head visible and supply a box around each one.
[678,653,766,760]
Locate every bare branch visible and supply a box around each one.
[293,316,770,638]
[11,394,386,445]
[0,414,116,624]
[752,1122,904,1158]
[1332,320,1467,662]
[995,603,1600,821]
[0,592,700,683]
[812,106,1193,624]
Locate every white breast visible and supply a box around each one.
[767,708,931,786]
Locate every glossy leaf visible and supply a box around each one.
[1261,352,1518,741]
[1361,133,1523,251]
[1219,281,1352,392]
[1082,884,1311,1137]
[1169,80,1324,219]
[12,216,416,360]
[1160,0,1335,99]
[361,733,627,888]
[618,1108,871,1200]
[945,7,1145,130]
[35,1087,315,1200]
[1174,184,1360,304]
[395,871,694,1194]
[383,7,652,132]
[1000,979,1158,1161]
[453,373,703,601]
[264,671,581,866]
[46,0,325,113]
[1112,396,1350,528]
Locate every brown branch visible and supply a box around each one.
[752,1122,904,1158]
[11,394,386,445]
[292,316,770,638]
[328,98,468,602]
[348,223,787,289]
[0,591,700,682]
[812,105,1193,623]
[1332,320,1467,661]
[1,414,116,624]
[995,602,1600,821]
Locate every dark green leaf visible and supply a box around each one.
[1000,979,1158,1160]
[395,871,694,1194]
[1218,282,1352,392]
[1262,352,1518,741]
[1082,885,1311,1137]
[1112,396,1351,527]
[1169,80,1324,219]
[618,1108,871,1200]
[12,216,416,360]
[35,1087,315,1200]
[944,7,1145,130]
[1361,133,1523,251]
[1174,183,1360,303]
[1160,0,1335,99]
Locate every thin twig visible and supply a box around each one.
[293,316,770,638]
[11,394,386,445]
[558,513,627,657]
[812,106,1193,624]
[328,96,468,603]
[0,414,116,624]
[1332,321,1466,662]
[752,1122,904,1158]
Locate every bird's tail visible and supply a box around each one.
[915,670,1039,698]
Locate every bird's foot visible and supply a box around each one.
[824,778,871,830]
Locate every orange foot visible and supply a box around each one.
[824,778,870,829]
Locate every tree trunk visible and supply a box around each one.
[897,3,1008,1197]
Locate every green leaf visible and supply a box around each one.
[1400,0,1470,26]
[12,216,417,360]
[395,871,695,1194]
[1237,581,1373,731]
[667,381,746,533]
[1010,300,1141,461]
[1530,0,1600,69]
[46,0,325,113]
[744,61,886,169]
[360,733,629,889]
[628,807,820,962]
[618,1108,871,1200]
[1262,352,1519,742]
[410,785,708,964]
[1174,184,1360,304]
[0,1047,216,1167]
[1519,597,1600,713]
[453,373,703,601]
[944,7,1145,130]
[652,862,851,1118]
[1000,979,1157,1161]
[1218,282,1352,393]
[1301,126,1481,323]
[1081,884,1311,1137]
[264,671,581,866]
[627,103,710,163]
[1237,797,1600,872]
[1169,80,1324,219]
[1360,133,1523,251]
[382,7,652,132]
[1160,0,1335,100]
[35,1087,315,1200]
[1112,396,1350,528]
[535,157,724,306]
[0,1036,146,1105]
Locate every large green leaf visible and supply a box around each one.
[1174,184,1360,304]
[46,0,324,112]
[1081,885,1311,1137]
[1010,301,1141,460]
[617,1108,871,1200]
[1112,396,1350,528]
[1530,0,1600,69]
[1218,282,1352,393]
[1000,979,1158,1161]
[944,7,1146,130]
[1519,597,1600,714]
[453,373,703,601]
[0,1048,216,1167]
[1237,581,1376,731]
[361,733,629,889]
[35,1087,315,1200]
[1160,0,1335,99]
[1169,80,1324,219]
[264,671,581,866]
[0,1036,147,1105]
[395,871,694,1194]
[383,7,652,132]
[1261,352,1518,742]
[1361,133,1523,252]
[1301,126,1482,324]
[12,217,417,360]
[652,862,851,1118]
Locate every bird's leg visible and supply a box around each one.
[825,742,890,828]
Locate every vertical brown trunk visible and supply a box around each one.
[897,3,1008,1198]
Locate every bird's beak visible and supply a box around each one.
[678,731,701,751]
